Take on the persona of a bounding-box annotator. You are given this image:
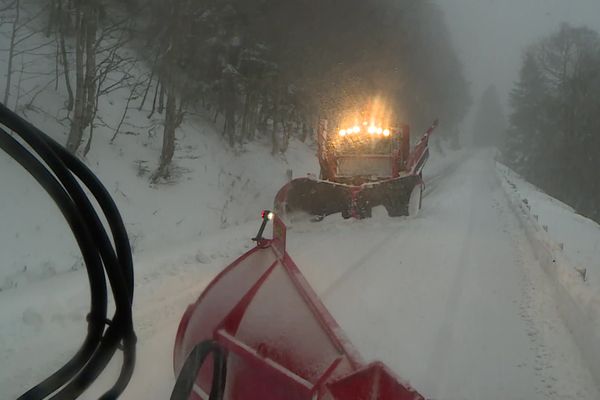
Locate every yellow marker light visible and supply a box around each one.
[377,127,383,134]
[339,129,347,137]
[352,126,361,133]
[368,126,377,134]
[383,129,391,137]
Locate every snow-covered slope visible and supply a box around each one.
[0,18,318,292]
[0,113,317,291]
[497,164,600,291]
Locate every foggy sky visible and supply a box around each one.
[438,0,600,133]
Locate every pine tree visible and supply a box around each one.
[504,24,600,223]
[503,51,547,177]
[472,85,505,147]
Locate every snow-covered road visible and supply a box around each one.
[287,152,598,399]
[3,151,599,399]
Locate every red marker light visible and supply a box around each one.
[261,210,274,220]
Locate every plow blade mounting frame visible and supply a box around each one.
[173,214,425,400]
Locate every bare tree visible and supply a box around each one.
[111,78,142,143]
[57,1,136,154]
[56,0,74,111]
[66,1,98,152]
[3,0,20,106]
[149,0,190,182]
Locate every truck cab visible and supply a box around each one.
[318,121,411,185]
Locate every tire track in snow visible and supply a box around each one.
[321,224,409,299]
[421,174,476,395]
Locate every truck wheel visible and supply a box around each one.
[386,203,406,217]
[359,207,372,219]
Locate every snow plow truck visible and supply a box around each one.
[275,113,439,220]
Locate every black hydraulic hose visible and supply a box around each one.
[43,137,134,297]
[98,333,137,400]
[0,102,136,399]
[40,133,137,400]
[0,104,132,301]
[170,341,227,400]
[39,137,137,400]
[0,127,108,398]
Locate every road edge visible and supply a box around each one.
[495,161,600,390]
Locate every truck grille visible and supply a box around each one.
[336,157,393,178]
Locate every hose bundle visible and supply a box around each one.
[0,103,136,400]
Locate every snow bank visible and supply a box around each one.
[497,163,600,386]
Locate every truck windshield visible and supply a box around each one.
[335,136,393,155]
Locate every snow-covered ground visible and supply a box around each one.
[497,163,600,389]
[497,164,600,292]
[2,6,600,399]
[0,133,461,397]
[0,114,317,291]
[5,148,600,400]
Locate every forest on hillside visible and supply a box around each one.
[503,23,600,223]
[1,0,470,179]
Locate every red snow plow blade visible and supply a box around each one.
[173,213,425,400]
[274,175,422,219]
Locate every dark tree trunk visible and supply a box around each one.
[83,6,97,128]
[67,8,85,152]
[223,75,236,146]
[241,91,252,140]
[158,81,166,113]
[156,87,178,178]
[299,120,309,142]
[3,0,20,106]
[148,78,160,118]
[138,54,158,111]
[66,3,98,154]
[58,1,74,111]
[280,118,290,153]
